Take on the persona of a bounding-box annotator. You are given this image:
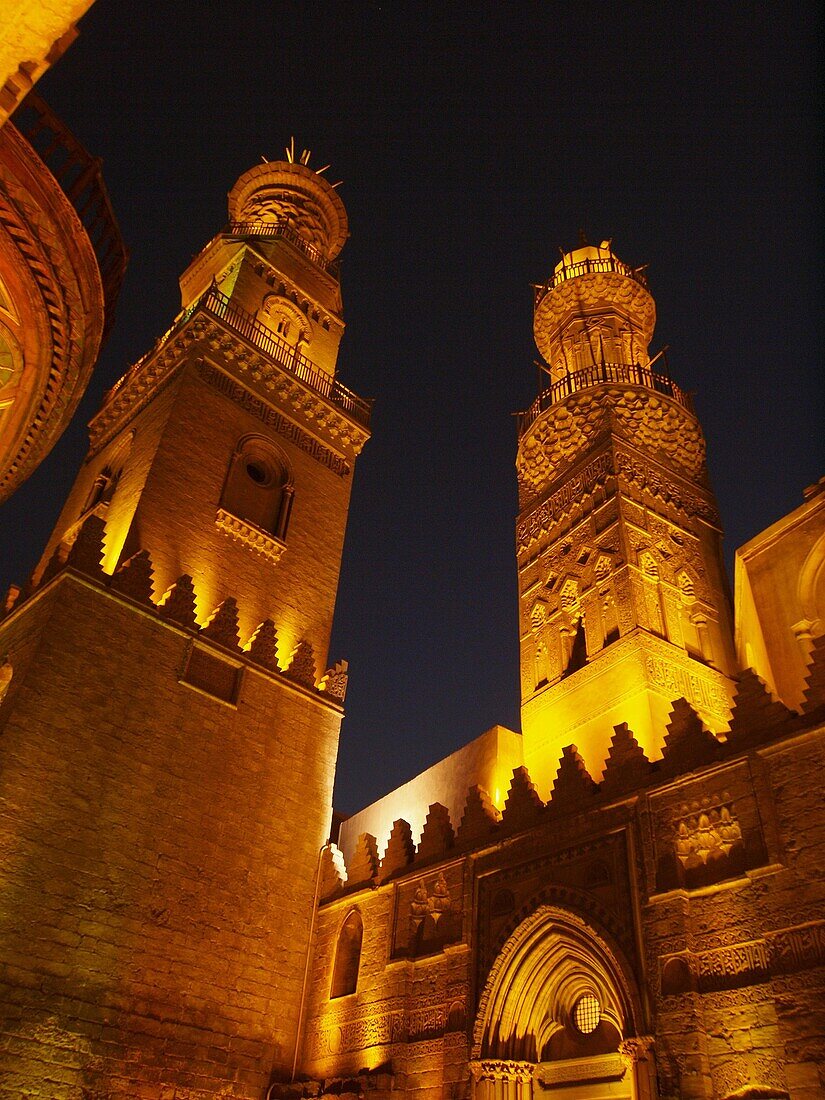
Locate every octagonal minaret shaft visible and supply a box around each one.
[516,241,736,798]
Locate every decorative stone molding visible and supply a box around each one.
[215,507,286,563]
[659,921,825,994]
[618,1035,654,1068]
[469,1060,535,1082]
[517,387,705,500]
[319,659,348,703]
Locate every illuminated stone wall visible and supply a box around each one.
[300,654,825,1100]
[0,157,367,1095]
[735,478,825,709]
[0,565,343,1094]
[338,725,523,866]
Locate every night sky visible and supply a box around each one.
[1,2,822,816]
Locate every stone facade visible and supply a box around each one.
[0,186,823,1100]
[292,246,825,1100]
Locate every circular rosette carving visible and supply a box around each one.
[517,387,706,499]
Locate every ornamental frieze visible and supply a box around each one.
[197,362,351,476]
[306,990,467,1059]
[614,449,719,525]
[89,311,367,462]
[517,451,613,549]
[659,921,825,994]
[644,653,730,718]
[308,1009,406,1058]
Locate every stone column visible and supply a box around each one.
[619,1036,657,1100]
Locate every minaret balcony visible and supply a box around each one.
[227,219,340,278]
[517,360,694,437]
[533,253,648,310]
[108,285,372,429]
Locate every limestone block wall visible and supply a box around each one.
[337,726,523,867]
[0,568,342,1097]
[301,857,471,1099]
[298,653,825,1100]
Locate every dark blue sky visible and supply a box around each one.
[1,2,822,815]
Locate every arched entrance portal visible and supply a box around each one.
[471,906,656,1100]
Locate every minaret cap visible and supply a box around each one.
[228,159,348,261]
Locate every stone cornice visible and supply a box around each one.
[88,310,368,469]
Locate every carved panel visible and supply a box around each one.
[517,450,613,549]
[648,764,769,895]
[659,920,825,994]
[181,644,241,704]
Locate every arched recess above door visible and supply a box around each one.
[472,905,642,1063]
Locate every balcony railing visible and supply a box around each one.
[227,220,340,278]
[108,286,372,429]
[517,360,694,436]
[12,93,128,336]
[534,254,648,310]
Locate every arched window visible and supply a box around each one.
[331,910,363,999]
[83,465,121,514]
[80,432,133,519]
[259,294,311,351]
[221,437,293,541]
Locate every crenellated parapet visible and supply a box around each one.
[1,512,348,708]
[323,661,822,903]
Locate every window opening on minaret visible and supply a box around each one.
[563,618,588,677]
[330,910,363,999]
[221,437,293,542]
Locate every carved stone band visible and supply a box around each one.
[215,508,286,563]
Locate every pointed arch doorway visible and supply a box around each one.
[470,906,657,1100]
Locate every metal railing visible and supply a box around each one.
[517,360,694,436]
[107,286,372,428]
[534,254,648,309]
[227,220,340,278]
[12,93,128,336]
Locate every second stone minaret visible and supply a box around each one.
[517,241,736,796]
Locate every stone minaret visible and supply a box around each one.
[517,241,736,797]
[0,155,369,1095]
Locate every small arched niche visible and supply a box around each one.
[220,436,294,542]
[330,909,363,999]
